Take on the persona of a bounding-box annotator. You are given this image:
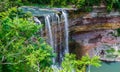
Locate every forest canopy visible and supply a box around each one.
[0,0,120,12]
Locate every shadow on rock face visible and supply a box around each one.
[69,39,85,59]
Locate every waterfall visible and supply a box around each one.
[62,10,69,53]
[43,10,69,65]
[22,7,70,63]
[52,13,58,51]
[33,17,41,25]
[33,17,43,36]
[56,14,63,62]
[45,15,55,64]
[45,15,54,48]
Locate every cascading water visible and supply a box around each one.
[56,14,63,62]
[45,15,55,63]
[45,15,54,48]
[21,6,70,71]
[55,14,60,50]
[35,10,69,65]
[51,13,58,52]
[62,10,69,54]
[33,17,43,36]
[33,17,41,25]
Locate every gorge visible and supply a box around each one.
[21,6,120,71]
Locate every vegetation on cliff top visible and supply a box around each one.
[1,0,120,12]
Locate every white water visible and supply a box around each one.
[43,10,69,65]
[45,15,54,48]
[33,17,43,36]
[53,14,59,51]
[56,14,63,62]
[62,10,69,54]
[45,15,55,65]
[33,17,41,25]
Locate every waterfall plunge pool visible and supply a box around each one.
[89,61,120,72]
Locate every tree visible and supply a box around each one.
[0,8,55,72]
[59,54,101,72]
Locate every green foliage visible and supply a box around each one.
[0,16,101,71]
[1,0,120,12]
[0,0,23,12]
[106,0,120,11]
[26,42,54,71]
[60,54,76,72]
[51,0,68,6]
[59,54,101,72]
[106,48,120,58]
[75,54,101,72]
[0,0,10,12]
[0,7,32,21]
[117,28,120,36]
[0,12,54,72]
[75,0,85,8]
[106,48,115,54]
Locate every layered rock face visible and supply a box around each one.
[69,7,120,58]
[21,6,120,59]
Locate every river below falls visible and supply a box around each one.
[89,61,120,72]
